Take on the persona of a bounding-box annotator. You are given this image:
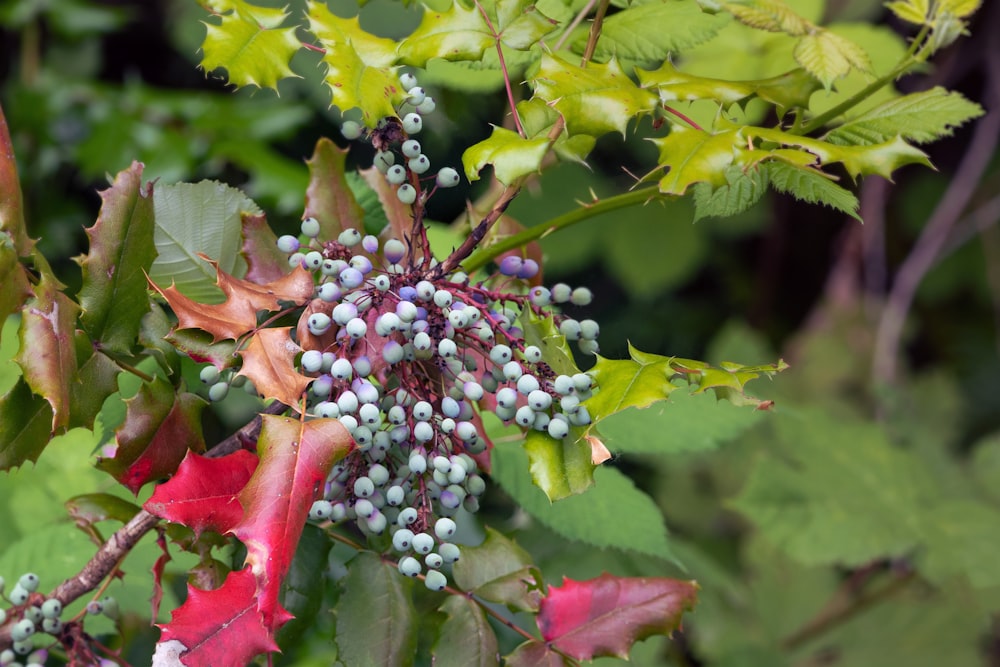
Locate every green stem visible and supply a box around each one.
[793,24,933,136]
[103,351,156,383]
[461,186,661,273]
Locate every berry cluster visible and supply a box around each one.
[341,71,460,207]
[251,215,601,589]
[0,573,117,665]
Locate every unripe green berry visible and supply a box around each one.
[341,120,363,140]
[199,365,220,385]
[208,381,229,402]
[385,164,407,185]
[11,620,35,642]
[424,570,447,591]
[23,607,42,624]
[396,183,417,205]
[101,596,119,620]
[300,217,321,238]
[18,574,39,593]
[9,584,29,605]
[40,599,62,619]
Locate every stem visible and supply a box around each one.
[663,105,704,131]
[553,0,598,51]
[581,0,611,66]
[780,570,917,651]
[461,186,661,273]
[103,351,156,383]
[474,0,526,137]
[432,185,522,278]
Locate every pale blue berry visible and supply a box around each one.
[393,529,415,551]
[301,350,324,373]
[276,235,300,254]
[308,312,333,335]
[412,532,434,554]
[208,381,229,402]
[548,417,570,439]
[439,543,461,563]
[436,167,460,188]
[341,120,363,140]
[300,217,321,238]
[402,113,423,134]
[401,139,421,158]
[398,555,421,577]
[397,183,417,205]
[199,365,221,385]
[386,164,407,185]
[408,155,431,174]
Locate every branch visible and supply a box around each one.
[0,400,288,648]
[872,42,1000,386]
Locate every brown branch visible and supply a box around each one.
[0,400,288,648]
[872,38,1000,387]
[430,185,520,278]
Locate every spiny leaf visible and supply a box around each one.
[585,344,680,422]
[0,98,33,257]
[97,377,206,495]
[515,97,596,164]
[149,181,260,303]
[665,352,787,405]
[65,493,142,528]
[433,595,501,667]
[452,527,544,612]
[490,0,558,50]
[793,29,872,90]
[531,53,658,137]
[77,161,156,355]
[692,164,769,222]
[236,327,312,405]
[303,136,368,242]
[306,1,401,124]
[824,87,985,146]
[396,1,493,67]
[649,125,741,195]
[748,127,932,180]
[637,61,822,112]
[537,573,699,660]
[505,641,565,666]
[15,276,80,433]
[240,211,289,285]
[144,450,258,537]
[462,125,550,184]
[576,0,728,66]
[0,379,54,470]
[359,166,415,245]
[335,551,418,666]
[232,415,352,629]
[68,331,121,430]
[200,0,301,90]
[765,161,861,220]
[151,261,314,342]
[522,428,596,499]
[156,567,278,667]
[886,0,928,24]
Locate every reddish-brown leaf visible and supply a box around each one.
[157,567,278,667]
[0,101,32,255]
[98,378,206,494]
[144,450,258,537]
[236,327,312,405]
[304,137,366,241]
[232,415,352,630]
[14,277,80,433]
[360,165,414,247]
[150,260,314,341]
[537,573,699,660]
[152,530,171,622]
[505,640,567,667]
[241,211,289,284]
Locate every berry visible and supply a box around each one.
[435,517,457,539]
[547,418,570,439]
[393,529,415,551]
[11,620,34,642]
[402,113,423,134]
[397,183,417,205]
[406,86,426,105]
[309,500,333,521]
[412,532,435,554]
[374,151,395,173]
[301,350,324,373]
[276,234,300,253]
[308,312,333,335]
[401,139,422,158]
[424,570,447,591]
[385,164,407,185]
[12,639,33,656]
[208,382,229,402]
[417,97,437,114]
[341,120,363,140]
[570,287,593,305]
[40,599,61,619]
[18,574,39,593]
[436,167,460,188]
[399,72,418,89]
[300,217,321,238]
[439,542,461,563]
[397,507,419,526]
[398,556,421,577]
[42,617,62,634]
[425,552,444,569]
[199,365,221,385]
[408,155,431,174]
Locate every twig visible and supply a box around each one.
[0,401,288,648]
[872,43,1000,387]
[474,0,526,137]
[580,0,610,66]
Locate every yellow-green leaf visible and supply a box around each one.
[307,1,401,124]
[200,0,301,90]
[531,53,658,137]
[721,0,810,35]
[462,126,549,184]
[397,1,494,67]
[885,0,928,24]
[939,0,980,19]
[491,0,558,49]
[793,30,871,91]
[649,125,741,195]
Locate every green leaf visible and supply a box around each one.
[693,164,769,222]
[764,161,860,220]
[793,29,872,90]
[728,410,935,567]
[919,500,1000,593]
[886,0,928,24]
[452,527,543,612]
[0,378,54,471]
[824,87,985,146]
[577,0,729,66]
[335,551,417,666]
[200,0,301,90]
[303,137,368,241]
[148,181,257,304]
[397,1,493,66]
[531,53,658,136]
[491,0,558,49]
[598,386,764,455]
[523,428,596,499]
[307,1,401,124]
[637,61,821,112]
[277,524,334,648]
[491,437,677,563]
[940,0,981,19]
[585,344,680,423]
[68,331,121,431]
[462,126,550,184]
[721,0,810,34]
[521,310,581,378]
[747,126,932,179]
[649,125,740,195]
[77,162,156,355]
[516,98,597,164]
[433,596,501,666]
[15,277,80,433]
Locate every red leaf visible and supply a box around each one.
[505,640,567,667]
[157,567,278,667]
[150,260,314,341]
[144,450,258,537]
[240,211,289,284]
[232,415,352,630]
[236,327,312,405]
[152,530,171,622]
[98,379,206,494]
[537,573,699,660]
